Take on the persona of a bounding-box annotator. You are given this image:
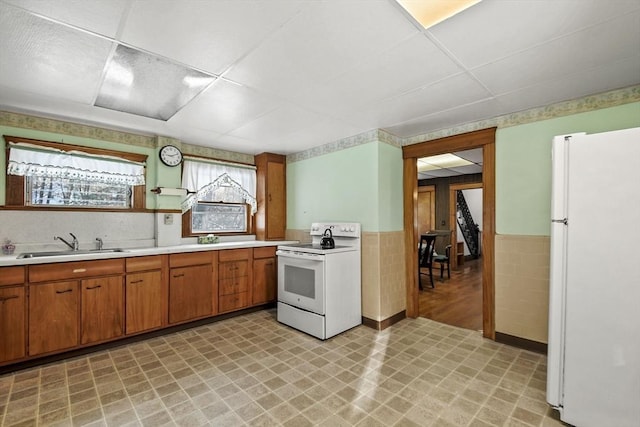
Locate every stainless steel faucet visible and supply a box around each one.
[95,237,103,250]
[55,233,79,251]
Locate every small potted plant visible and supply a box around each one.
[2,239,16,255]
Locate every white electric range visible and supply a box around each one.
[276,222,362,339]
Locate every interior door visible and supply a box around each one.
[417,186,435,235]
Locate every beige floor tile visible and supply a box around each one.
[0,310,561,427]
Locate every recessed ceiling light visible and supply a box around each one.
[396,0,482,29]
[95,45,216,121]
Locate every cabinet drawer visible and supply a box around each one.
[219,248,250,262]
[126,255,164,272]
[219,260,248,280]
[219,276,248,296]
[219,292,248,313]
[253,246,276,259]
[28,259,124,283]
[169,251,212,268]
[0,266,25,286]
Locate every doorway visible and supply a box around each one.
[403,128,496,339]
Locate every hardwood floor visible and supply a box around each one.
[418,257,483,332]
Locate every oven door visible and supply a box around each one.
[276,250,325,315]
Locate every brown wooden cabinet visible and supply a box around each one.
[125,256,167,335]
[0,266,26,364]
[2,245,280,368]
[252,246,277,305]
[219,249,251,312]
[28,259,124,356]
[29,280,79,356]
[168,252,215,324]
[255,153,286,240]
[81,276,123,345]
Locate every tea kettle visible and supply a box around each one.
[320,228,335,249]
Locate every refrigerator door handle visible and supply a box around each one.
[552,218,568,225]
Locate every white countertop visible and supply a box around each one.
[0,240,297,267]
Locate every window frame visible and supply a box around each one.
[3,135,148,211]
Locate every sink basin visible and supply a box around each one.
[17,249,127,259]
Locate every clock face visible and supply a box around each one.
[159,145,183,167]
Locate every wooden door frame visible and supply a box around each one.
[403,127,496,339]
[449,182,482,269]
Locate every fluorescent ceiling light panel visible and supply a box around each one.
[418,153,474,172]
[95,45,216,120]
[396,0,482,29]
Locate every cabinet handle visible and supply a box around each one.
[56,289,73,294]
[86,285,102,290]
[0,295,19,303]
[130,279,144,284]
[265,261,274,266]
[73,268,87,273]
[173,273,185,278]
[229,266,239,271]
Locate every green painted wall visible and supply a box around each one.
[287,141,403,232]
[0,125,159,208]
[496,102,640,236]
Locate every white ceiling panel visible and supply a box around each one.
[429,0,640,69]
[495,55,640,114]
[472,11,640,95]
[0,4,113,104]
[456,148,483,164]
[372,73,493,127]
[225,0,417,96]
[170,80,282,134]
[1,0,128,38]
[290,33,464,111]
[228,104,328,143]
[384,98,504,138]
[450,164,483,175]
[121,1,306,75]
[0,0,638,155]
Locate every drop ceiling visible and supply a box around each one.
[0,0,638,156]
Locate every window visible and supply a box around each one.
[190,202,249,233]
[181,158,257,236]
[3,135,147,210]
[26,176,132,208]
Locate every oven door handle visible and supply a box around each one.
[276,250,324,261]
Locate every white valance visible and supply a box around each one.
[181,159,257,214]
[7,143,145,185]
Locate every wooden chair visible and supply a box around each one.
[418,234,436,289]
[434,245,451,280]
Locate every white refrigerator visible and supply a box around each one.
[547,127,640,427]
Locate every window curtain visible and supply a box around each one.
[7,142,145,185]
[181,159,257,214]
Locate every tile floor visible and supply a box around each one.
[0,310,566,426]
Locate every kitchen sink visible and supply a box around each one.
[17,249,127,259]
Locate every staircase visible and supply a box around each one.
[456,191,480,259]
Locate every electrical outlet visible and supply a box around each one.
[164,213,173,225]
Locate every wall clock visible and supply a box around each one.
[159,145,183,167]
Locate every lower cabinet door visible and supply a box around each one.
[252,257,277,305]
[169,264,213,324]
[0,286,26,363]
[29,281,79,356]
[81,276,124,344]
[126,270,163,334]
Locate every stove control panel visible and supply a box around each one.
[310,222,360,238]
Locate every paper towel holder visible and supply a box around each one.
[150,187,193,196]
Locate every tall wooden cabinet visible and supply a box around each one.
[255,153,286,240]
